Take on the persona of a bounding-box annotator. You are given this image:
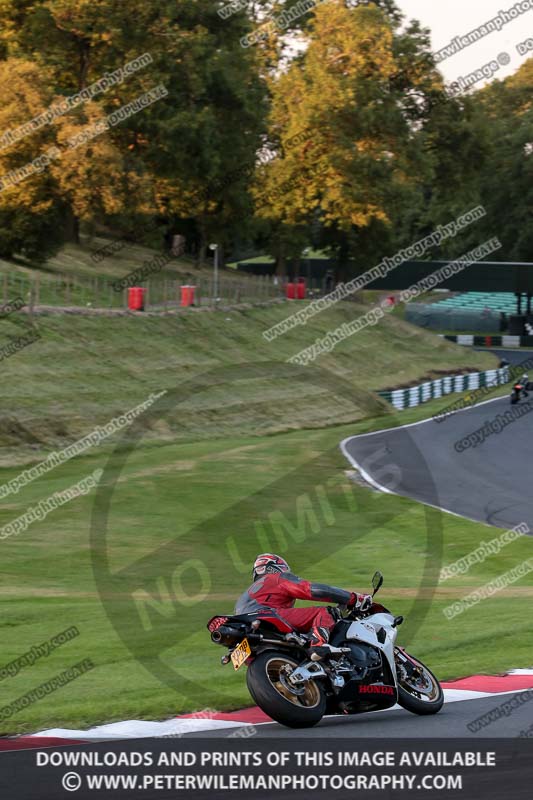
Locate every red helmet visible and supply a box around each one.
[253,553,290,581]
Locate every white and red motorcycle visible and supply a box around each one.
[208,571,444,728]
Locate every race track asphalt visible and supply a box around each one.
[341,381,533,531]
[184,691,532,738]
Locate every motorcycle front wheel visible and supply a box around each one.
[395,649,444,715]
[246,650,326,728]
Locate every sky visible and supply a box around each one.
[397,0,532,84]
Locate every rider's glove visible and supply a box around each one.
[348,592,373,612]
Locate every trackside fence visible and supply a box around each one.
[377,367,510,410]
[0,270,282,311]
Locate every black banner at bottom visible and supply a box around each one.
[1,738,531,799]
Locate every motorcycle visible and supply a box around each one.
[207,571,443,728]
[510,382,529,404]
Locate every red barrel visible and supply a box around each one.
[286,282,296,300]
[296,279,306,300]
[181,285,196,307]
[128,287,145,311]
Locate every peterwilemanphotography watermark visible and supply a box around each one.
[439,523,530,581]
[0,391,166,500]
[0,626,80,681]
[443,558,533,620]
[0,468,103,542]
[263,206,487,342]
[288,238,502,366]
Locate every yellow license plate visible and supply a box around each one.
[231,638,251,671]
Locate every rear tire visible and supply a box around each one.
[511,392,518,405]
[246,650,326,728]
[395,650,444,715]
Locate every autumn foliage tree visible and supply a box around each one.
[253,0,434,275]
[0,59,65,262]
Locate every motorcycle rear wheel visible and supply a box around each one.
[395,650,444,715]
[246,650,326,728]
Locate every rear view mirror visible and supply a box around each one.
[372,571,384,596]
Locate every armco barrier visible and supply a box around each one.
[378,367,509,410]
[444,334,533,348]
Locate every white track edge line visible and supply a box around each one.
[339,395,510,526]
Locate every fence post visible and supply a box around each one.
[28,281,35,324]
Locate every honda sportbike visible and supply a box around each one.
[207,571,443,728]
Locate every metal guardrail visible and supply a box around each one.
[377,367,509,410]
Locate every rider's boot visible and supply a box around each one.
[307,625,336,660]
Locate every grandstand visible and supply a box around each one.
[430,292,519,314]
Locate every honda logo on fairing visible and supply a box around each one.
[359,684,395,696]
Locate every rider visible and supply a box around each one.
[234,553,372,656]
[520,373,530,396]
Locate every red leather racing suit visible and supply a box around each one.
[234,571,359,634]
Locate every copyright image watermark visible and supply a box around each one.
[434,1,533,64]
[0,86,168,195]
[111,250,183,292]
[0,626,79,681]
[65,84,168,150]
[433,356,533,423]
[91,220,160,263]
[263,206,487,343]
[454,402,533,452]
[467,689,533,733]
[439,523,530,581]
[239,0,329,48]
[287,237,502,365]
[447,52,510,98]
[0,659,94,723]
[0,296,25,318]
[0,468,103,542]
[0,327,41,363]
[443,558,533,620]
[0,147,61,193]
[0,391,166,500]
[0,53,153,153]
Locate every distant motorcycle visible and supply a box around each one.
[207,571,443,728]
[510,377,530,404]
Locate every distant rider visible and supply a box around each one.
[234,553,372,657]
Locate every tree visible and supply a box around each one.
[474,58,533,260]
[253,0,432,276]
[144,0,267,264]
[0,59,65,262]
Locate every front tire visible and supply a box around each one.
[395,649,444,715]
[246,650,326,728]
